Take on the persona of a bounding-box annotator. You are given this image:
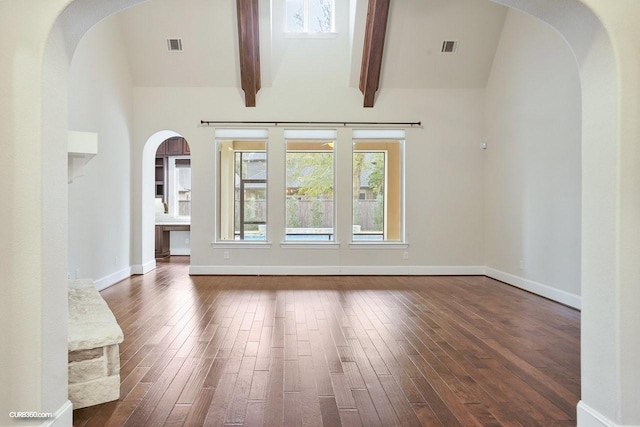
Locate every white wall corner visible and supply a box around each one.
[131,259,157,275]
[577,401,622,427]
[484,267,581,310]
[41,400,73,427]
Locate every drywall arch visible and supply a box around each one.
[138,130,186,273]
[0,0,632,425]
[483,3,626,424]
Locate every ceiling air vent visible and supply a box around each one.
[441,40,458,54]
[167,38,183,52]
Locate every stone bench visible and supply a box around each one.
[68,279,124,409]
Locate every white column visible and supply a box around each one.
[335,128,353,244]
[267,128,286,243]
[576,1,640,426]
[0,3,73,426]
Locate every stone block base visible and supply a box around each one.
[69,374,120,410]
[68,344,120,409]
[68,279,124,409]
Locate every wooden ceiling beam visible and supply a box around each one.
[359,0,390,108]
[236,0,261,107]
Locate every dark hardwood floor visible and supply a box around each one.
[74,256,580,426]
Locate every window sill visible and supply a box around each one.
[280,242,341,250]
[349,242,409,250]
[211,242,272,249]
[284,32,338,39]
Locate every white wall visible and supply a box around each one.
[130,85,486,274]
[170,231,191,255]
[483,9,582,306]
[68,14,134,290]
[1,1,639,426]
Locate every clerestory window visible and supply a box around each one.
[285,0,335,33]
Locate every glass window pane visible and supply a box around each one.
[286,140,334,241]
[352,140,403,242]
[286,0,305,32]
[308,0,333,32]
[235,151,267,240]
[218,140,267,241]
[176,163,191,217]
[167,157,191,219]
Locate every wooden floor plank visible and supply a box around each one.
[74,257,581,427]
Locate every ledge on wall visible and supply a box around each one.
[68,130,98,183]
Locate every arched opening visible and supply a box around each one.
[13,0,632,425]
[137,130,181,270]
[149,133,192,260]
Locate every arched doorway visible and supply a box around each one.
[151,134,192,260]
[131,130,185,273]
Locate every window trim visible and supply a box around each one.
[351,137,406,244]
[166,155,191,219]
[284,138,337,243]
[285,0,336,35]
[214,136,269,244]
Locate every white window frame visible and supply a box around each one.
[167,156,191,219]
[285,0,336,34]
[282,130,338,246]
[350,131,406,247]
[213,129,270,246]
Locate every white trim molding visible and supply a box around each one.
[279,242,341,250]
[211,242,272,249]
[185,262,582,309]
[484,267,581,310]
[170,249,191,256]
[131,260,157,275]
[41,400,72,427]
[190,265,485,276]
[577,401,621,427]
[94,267,133,291]
[349,243,409,250]
[191,265,342,275]
[341,266,410,275]
[411,266,485,276]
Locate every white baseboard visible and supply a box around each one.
[170,249,191,256]
[189,265,484,276]
[341,266,410,275]
[94,267,133,291]
[484,267,581,309]
[577,401,622,427]
[190,265,342,275]
[410,266,485,275]
[190,264,579,309]
[131,259,156,275]
[42,400,72,427]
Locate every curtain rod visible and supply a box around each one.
[200,120,421,127]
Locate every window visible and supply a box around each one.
[217,137,267,241]
[285,133,335,241]
[167,157,191,218]
[286,0,335,33]
[352,134,404,242]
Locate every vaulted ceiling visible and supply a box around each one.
[117,0,508,100]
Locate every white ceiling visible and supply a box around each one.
[117,0,508,89]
